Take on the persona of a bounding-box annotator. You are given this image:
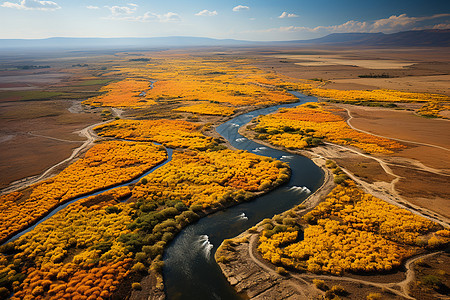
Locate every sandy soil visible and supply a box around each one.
[0,72,69,90]
[409,251,450,300]
[0,99,100,189]
[335,105,450,219]
[253,47,450,95]
[340,105,450,170]
[0,135,82,189]
[276,55,415,69]
[330,74,450,95]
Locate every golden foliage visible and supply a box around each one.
[94,119,215,149]
[91,56,309,108]
[1,188,134,300]
[0,141,167,242]
[173,102,236,116]
[417,101,450,119]
[132,149,290,207]
[309,88,449,103]
[254,104,405,153]
[82,78,157,108]
[258,181,441,275]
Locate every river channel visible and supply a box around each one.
[3,91,324,299]
[163,92,324,299]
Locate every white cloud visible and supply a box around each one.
[195,9,217,17]
[86,5,99,10]
[432,23,450,30]
[104,9,180,23]
[107,5,137,16]
[1,0,60,11]
[257,13,450,35]
[160,12,180,22]
[278,12,298,18]
[104,3,180,22]
[232,5,249,12]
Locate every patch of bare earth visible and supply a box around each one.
[0,99,100,189]
[333,104,450,218]
[390,166,450,219]
[252,47,450,95]
[409,252,450,300]
[331,75,450,96]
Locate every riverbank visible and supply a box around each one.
[215,222,444,300]
[214,107,449,300]
[214,126,336,299]
[237,112,450,228]
[131,170,293,300]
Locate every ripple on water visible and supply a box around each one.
[198,235,213,260]
[286,186,311,194]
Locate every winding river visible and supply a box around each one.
[1,147,174,246]
[3,91,324,300]
[163,92,324,299]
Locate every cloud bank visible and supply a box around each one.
[104,3,180,22]
[260,13,450,34]
[1,0,61,11]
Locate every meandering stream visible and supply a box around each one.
[3,91,324,300]
[163,92,324,299]
[1,147,174,246]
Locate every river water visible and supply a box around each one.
[163,92,324,299]
[3,91,324,299]
[1,147,174,246]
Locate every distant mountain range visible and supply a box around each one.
[0,29,448,50]
[285,29,450,47]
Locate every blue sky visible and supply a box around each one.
[0,0,449,40]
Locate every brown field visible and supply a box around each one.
[276,55,415,69]
[343,105,450,169]
[0,71,69,90]
[0,52,131,190]
[326,104,450,218]
[0,98,100,188]
[254,47,450,95]
[392,166,450,217]
[0,135,81,189]
[331,74,450,95]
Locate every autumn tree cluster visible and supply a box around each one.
[94,119,219,150]
[0,146,290,299]
[0,141,167,243]
[258,181,446,275]
[81,54,449,119]
[82,78,157,108]
[173,102,236,116]
[308,88,449,104]
[417,101,450,119]
[254,103,405,154]
[132,149,290,208]
[84,55,308,109]
[0,187,134,300]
